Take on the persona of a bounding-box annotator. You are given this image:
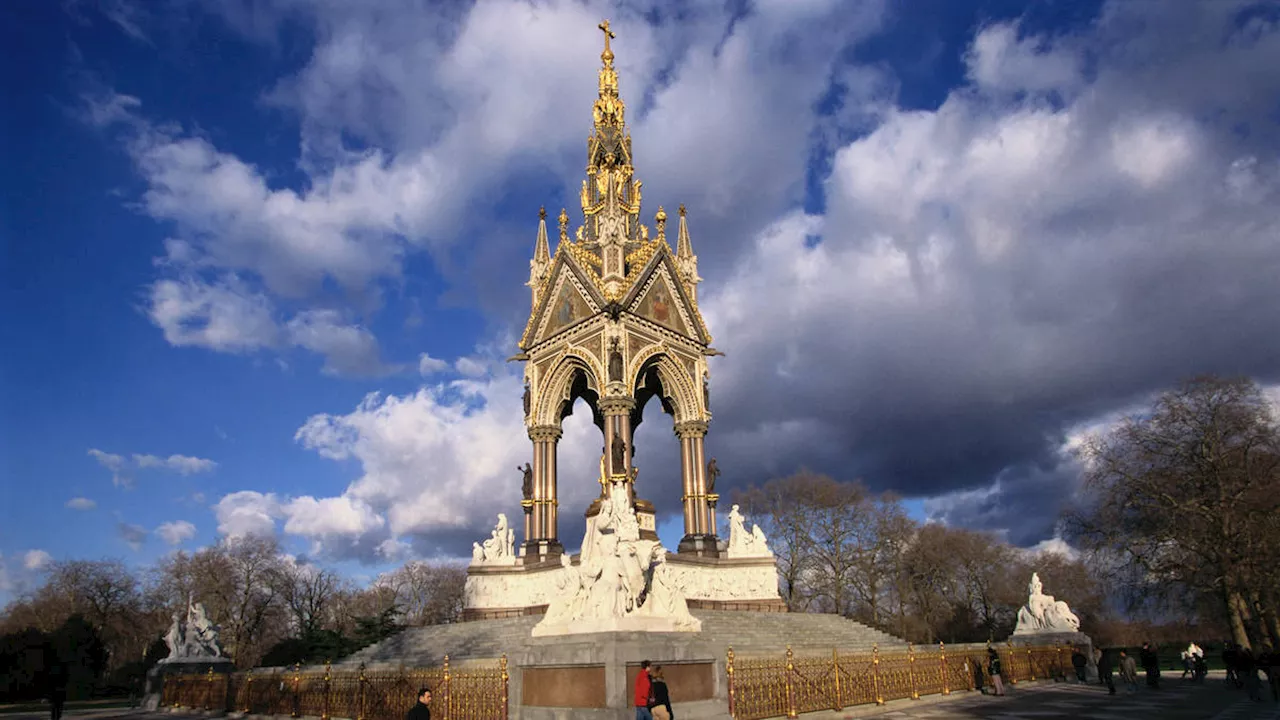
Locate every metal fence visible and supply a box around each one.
[726,642,1066,720]
[161,658,508,720]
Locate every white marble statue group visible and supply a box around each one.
[162,596,224,660]
[472,513,516,564]
[532,480,699,635]
[1013,572,1081,634]
[724,504,772,558]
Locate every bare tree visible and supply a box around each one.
[1067,375,1280,649]
[377,562,466,626]
[279,562,342,638]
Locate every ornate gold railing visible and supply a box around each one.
[727,642,1065,720]
[162,657,508,720]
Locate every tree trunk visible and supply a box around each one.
[1226,587,1252,649]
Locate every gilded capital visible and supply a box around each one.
[673,420,709,439]
[598,396,637,415]
[528,425,563,442]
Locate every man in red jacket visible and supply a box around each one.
[634,660,653,719]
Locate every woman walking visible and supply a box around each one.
[987,648,1006,696]
[648,665,674,720]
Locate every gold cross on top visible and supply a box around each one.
[598,19,615,54]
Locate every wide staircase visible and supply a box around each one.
[339,610,906,667]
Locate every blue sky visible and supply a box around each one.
[4,0,1280,603]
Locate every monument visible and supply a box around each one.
[1009,572,1095,680]
[143,596,233,710]
[461,17,782,628]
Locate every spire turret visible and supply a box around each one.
[674,204,702,302]
[528,207,551,307]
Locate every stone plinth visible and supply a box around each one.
[143,657,235,711]
[1009,631,1097,682]
[510,631,725,720]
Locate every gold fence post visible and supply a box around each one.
[1006,641,1017,684]
[1028,647,1035,681]
[940,642,949,695]
[501,654,510,720]
[873,644,884,705]
[321,660,331,720]
[726,647,736,719]
[357,663,367,720]
[244,668,253,713]
[909,643,919,700]
[292,663,301,718]
[831,648,841,710]
[442,654,452,719]
[205,667,214,711]
[784,646,797,718]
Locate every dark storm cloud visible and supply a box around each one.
[693,1,1280,544]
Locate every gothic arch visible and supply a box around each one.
[628,346,702,426]
[533,352,604,429]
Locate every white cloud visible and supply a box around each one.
[965,21,1082,95]
[453,356,486,377]
[148,275,280,352]
[23,550,52,571]
[88,448,130,487]
[286,309,393,376]
[134,453,218,475]
[281,496,385,537]
[213,491,280,538]
[155,520,197,545]
[418,353,448,376]
[117,522,148,550]
[66,497,97,510]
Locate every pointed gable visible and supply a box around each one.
[621,246,709,345]
[634,270,689,336]
[520,251,605,349]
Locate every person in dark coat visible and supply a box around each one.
[1140,643,1160,689]
[987,648,1006,696]
[1239,647,1262,702]
[1097,648,1116,695]
[1071,648,1088,682]
[648,665,674,720]
[971,656,986,694]
[46,661,67,720]
[405,686,431,720]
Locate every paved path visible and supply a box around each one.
[840,678,1280,720]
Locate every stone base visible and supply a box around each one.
[511,630,725,720]
[531,613,702,638]
[521,539,564,566]
[143,657,236,711]
[677,534,721,558]
[1010,631,1097,682]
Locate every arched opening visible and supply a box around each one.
[629,358,686,549]
[559,368,604,430]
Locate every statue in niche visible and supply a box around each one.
[609,347,623,382]
[703,372,710,411]
[611,434,627,475]
[519,463,533,502]
[706,457,720,496]
[725,504,773,558]
[1014,572,1081,634]
[522,383,531,418]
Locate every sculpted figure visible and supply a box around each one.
[522,383,531,418]
[472,542,485,563]
[706,457,720,495]
[725,504,772,558]
[1015,573,1081,634]
[609,348,623,382]
[520,463,533,501]
[481,513,513,561]
[611,434,627,475]
[163,612,183,659]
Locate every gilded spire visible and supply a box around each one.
[528,207,552,307]
[593,19,624,128]
[674,203,702,303]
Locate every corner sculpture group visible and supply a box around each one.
[162,596,225,660]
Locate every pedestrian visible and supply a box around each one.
[1181,649,1192,679]
[1140,642,1160,689]
[1119,650,1139,693]
[1239,647,1262,702]
[635,660,654,720]
[648,665,674,720]
[46,661,67,720]
[987,648,1006,697]
[1071,647,1087,682]
[1097,648,1116,695]
[1259,646,1280,702]
[970,657,986,694]
[1224,643,1240,688]
[405,686,431,720]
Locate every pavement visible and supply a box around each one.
[2,677,1277,720]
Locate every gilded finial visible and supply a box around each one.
[558,208,569,242]
[678,203,686,217]
[598,20,616,64]
[655,206,667,242]
[539,206,546,220]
